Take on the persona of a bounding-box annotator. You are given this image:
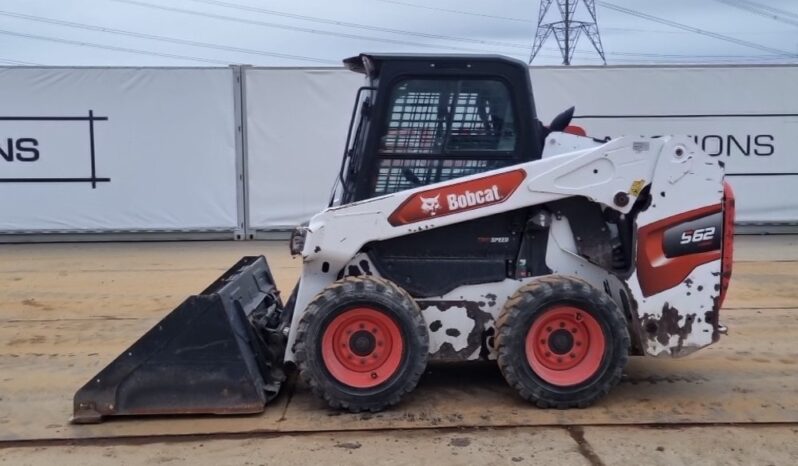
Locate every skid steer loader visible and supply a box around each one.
[72,53,735,423]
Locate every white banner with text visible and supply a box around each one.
[0,67,239,233]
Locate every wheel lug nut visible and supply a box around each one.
[546,326,552,332]
[557,357,562,363]
[572,328,577,333]
[545,351,551,357]
[372,328,378,333]
[359,323,365,329]
[559,322,565,328]
[576,313,582,321]
[540,339,546,344]
[570,353,576,358]
[371,372,378,379]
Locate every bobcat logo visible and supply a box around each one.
[419,194,441,216]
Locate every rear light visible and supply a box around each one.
[718,181,735,308]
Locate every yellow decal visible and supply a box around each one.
[629,179,645,197]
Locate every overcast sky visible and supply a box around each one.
[1,0,796,67]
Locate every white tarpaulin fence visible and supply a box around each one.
[0,64,795,237]
[243,68,363,231]
[0,66,240,235]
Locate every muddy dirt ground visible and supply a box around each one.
[1,236,797,465]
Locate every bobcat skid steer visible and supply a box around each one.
[72,53,735,423]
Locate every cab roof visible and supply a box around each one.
[343,53,530,78]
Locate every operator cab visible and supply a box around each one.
[325,54,594,300]
[332,53,572,206]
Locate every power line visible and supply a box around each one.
[375,0,688,35]
[0,56,42,65]
[110,0,531,56]
[539,41,797,63]
[559,47,788,60]
[538,42,798,64]
[177,0,532,50]
[0,10,337,65]
[7,1,792,67]
[597,56,793,64]
[540,46,794,63]
[730,0,798,20]
[597,1,798,57]
[599,27,691,34]
[0,29,233,65]
[109,0,525,56]
[541,53,795,64]
[713,0,798,28]
[373,0,532,23]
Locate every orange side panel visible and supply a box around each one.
[637,204,722,297]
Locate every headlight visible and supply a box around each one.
[289,226,308,256]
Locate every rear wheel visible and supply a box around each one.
[495,276,629,408]
[293,276,428,412]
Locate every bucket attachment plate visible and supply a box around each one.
[72,256,287,424]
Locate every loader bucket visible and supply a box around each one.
[72,256,288,424]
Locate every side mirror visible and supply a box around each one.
[549,106,575,133]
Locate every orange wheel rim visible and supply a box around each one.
[321,307,404,388]
[525,305,606,386]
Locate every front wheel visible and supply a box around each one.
[495,276,629,408]
[293,276,429,412]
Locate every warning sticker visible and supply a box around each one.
[629,179,646,197]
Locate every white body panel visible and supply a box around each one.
[283,134,726,362]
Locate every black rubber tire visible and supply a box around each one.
[495,275,629,409]
[293,276,429,412]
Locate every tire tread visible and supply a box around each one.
[495,275,629,409]
[294,276,428,412]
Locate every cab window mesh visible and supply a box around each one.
[373,78,517,195]
[379,79,515,154]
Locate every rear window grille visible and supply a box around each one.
[379,79,516,154]
[381,90,445,154]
